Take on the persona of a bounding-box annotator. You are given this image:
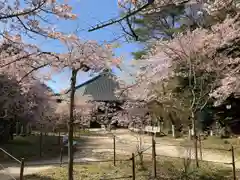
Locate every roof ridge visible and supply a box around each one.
[65,71,116,94]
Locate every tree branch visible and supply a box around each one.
[17,52,60,82]
[126,16,139,41]
[88,0,155,32]
[0,1,46,20]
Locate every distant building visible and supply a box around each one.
[213,93,240,134]
[57,70,125,128]
[67,70,121,102]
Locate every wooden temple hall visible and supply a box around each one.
[60,70,125,129]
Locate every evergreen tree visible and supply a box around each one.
[129,2,194,59]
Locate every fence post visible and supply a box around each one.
[131,153,136,180]
[231,146,236,180]
[58,132,61,145]
[19,158,24,180]
[60,147,63,166]
[152,135,157,178]
[39,131,43,158]
[113,135,116,166]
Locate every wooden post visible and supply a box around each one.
[191,114,199,168]
[172,124,175,138]
[152,135,157,178]
[16,121,19,136]
[199,136,203,160]
[39,131,43,158]
[60,147,63,166]
[113,135,116,166]
[231,146,236,180]
[19,158,24,180]
[210,130,213,136]
[131,153,136,180]
[26,123,29,135]
[194,135,199,168]
[21,125,24,135]
[29,123,32,135]
[188,125,191,140]
[58,131,61,145]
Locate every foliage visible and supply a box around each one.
[0,0,79,126]
[117,5,240,131]
[0,1,123,180]
[0,0,77,39]
[114,0,239,133]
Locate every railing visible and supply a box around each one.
[20,129,239,179]
[112,133,239,180]
[58,135,136,180]
[0,148,25,180]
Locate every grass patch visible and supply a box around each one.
[200,136,240,149]
[159,135,240,152]
[24,153,234,180]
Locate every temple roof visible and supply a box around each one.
[64,71,121,102]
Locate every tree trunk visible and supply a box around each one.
[191,112,199,168]
[210,129,213,136]
[16,121,19,136]
[105,103,110,131]
[138,128,144,168]
[172,124,175,138]
[188,125,192,139]
[157,120,161,133]
[68,69,78,180]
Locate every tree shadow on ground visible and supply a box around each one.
[22,174,55,180]
[0,134,91,163]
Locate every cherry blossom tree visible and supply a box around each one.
[47,37,118,180]
[0,0,77,39]
[0,36,59,120]
[0,69,56,141]
[0,74,23,120]
[116,10,239,166]
[0,2,122,179]
[55,95,94,129]
[0,0,78,85]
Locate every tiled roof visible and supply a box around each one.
[68,72,120,102]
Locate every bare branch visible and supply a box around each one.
[88,0,155,32]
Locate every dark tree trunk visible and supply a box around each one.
[68,69,78,180]
[191,112,199,168]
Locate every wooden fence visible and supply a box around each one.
[0,148,25,180]
[14,130,239,179]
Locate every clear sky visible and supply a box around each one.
[36,0,141,93]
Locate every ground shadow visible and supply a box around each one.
[0,134,91,163]
[0,132,115,167]
[22,174,55,180]
[0,135,61,162]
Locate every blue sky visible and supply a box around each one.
[34,0,141,93]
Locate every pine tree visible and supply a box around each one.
[129,2,190,59]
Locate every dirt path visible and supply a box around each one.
[111,130,240,168]
[76,129,240,167]
[1,129,240,179]
[0,165,54,180]
[0,157,103,180]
